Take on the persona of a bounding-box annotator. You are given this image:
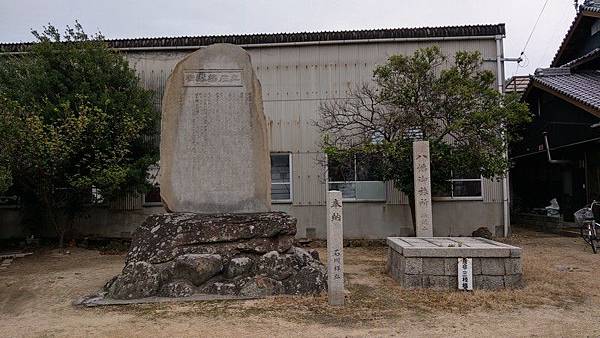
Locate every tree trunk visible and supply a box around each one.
[58,229,65,250]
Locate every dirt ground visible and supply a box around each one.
[2,229,600,337]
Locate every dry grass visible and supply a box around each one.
[99,230,598,328]
[2,228,600,337]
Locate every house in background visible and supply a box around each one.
[0,23,512,239]
[511,0,600,228]
[504,75,530,94]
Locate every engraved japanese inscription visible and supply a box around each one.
[183,69,243,87]
[413,140,433,237]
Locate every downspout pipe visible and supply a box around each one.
[543,132,571,164]
[496,35,510,238]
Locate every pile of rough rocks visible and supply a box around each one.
[104,212,327,299]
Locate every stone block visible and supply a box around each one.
[449,275,458,289]
[472,258,482,275]
[504,258,522,275]
[510,248,522,257]
[403,274,423,289]
[422,275,451,289]
[173,254,223,286]
[422,258,445,275]
[444,258,458,276]
[404,257,422,274]
[385,248,392,274]
[504,274,524,289]
[481,258,505,275]
[475,275,504,290]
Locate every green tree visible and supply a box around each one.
[0,22,159,247]
[317,46,530,232]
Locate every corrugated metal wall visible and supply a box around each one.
[482,178,504,203]
[123,38,502,208]
[109,193,144,210]
[386,181,409,205]
[291,152,327,205]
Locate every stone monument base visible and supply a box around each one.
[103,212,326,299]
[387,237,523,290]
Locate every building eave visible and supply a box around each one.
[0,23,505,54]
[528,79,600,118]
[550,8,600,67]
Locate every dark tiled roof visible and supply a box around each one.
[504,75,530,93]
[583,0,600,12]
[531,69,600,113]
[560,47,600,68]
[0,24,505,53]
[550,1,600,67]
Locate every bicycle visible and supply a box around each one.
[575,201,600,254]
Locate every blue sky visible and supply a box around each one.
[0,0,577,76]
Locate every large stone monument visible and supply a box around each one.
[102,44,326,300]
[160,43,270,213]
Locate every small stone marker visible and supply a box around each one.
[327,190,344,306]
[413,140,433,237]
[457,258,473,291]
[160,43,270,213]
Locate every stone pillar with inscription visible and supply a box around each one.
[160,43,270,213]
[327,190,344,306]
[413,141,434,237]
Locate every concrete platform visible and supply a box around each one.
[387,237,523,290]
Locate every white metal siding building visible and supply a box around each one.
[0,24,509,239]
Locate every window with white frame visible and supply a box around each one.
[271,153,292,202]
[433,167,482,199]
[328,153,386,201]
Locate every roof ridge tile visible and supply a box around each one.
[0,23,505,53]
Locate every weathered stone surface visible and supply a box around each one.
[481,258,505,276]
[104,212,327,299]
[405,257,422,274]
[422,258,445,275]
[504,258,523,275]
[160,280,195,297]
[444,258,458,276]
[283,263,327,295]
[105,262,161,299]
[307,249,320,261]
[403,274,423,289]
[472,258,482,275]
[474,275,505,290]
[387,236,524,291]
[172,254,223,286]
[225,256,253,278]
[386,237,521,257]
[160,43,270,213]
[422,275,451,289]
[239,276,285,297]
[472,227,494,239]
[257,251,297,280]
[126,212,296,264]
[413,141,433,237]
